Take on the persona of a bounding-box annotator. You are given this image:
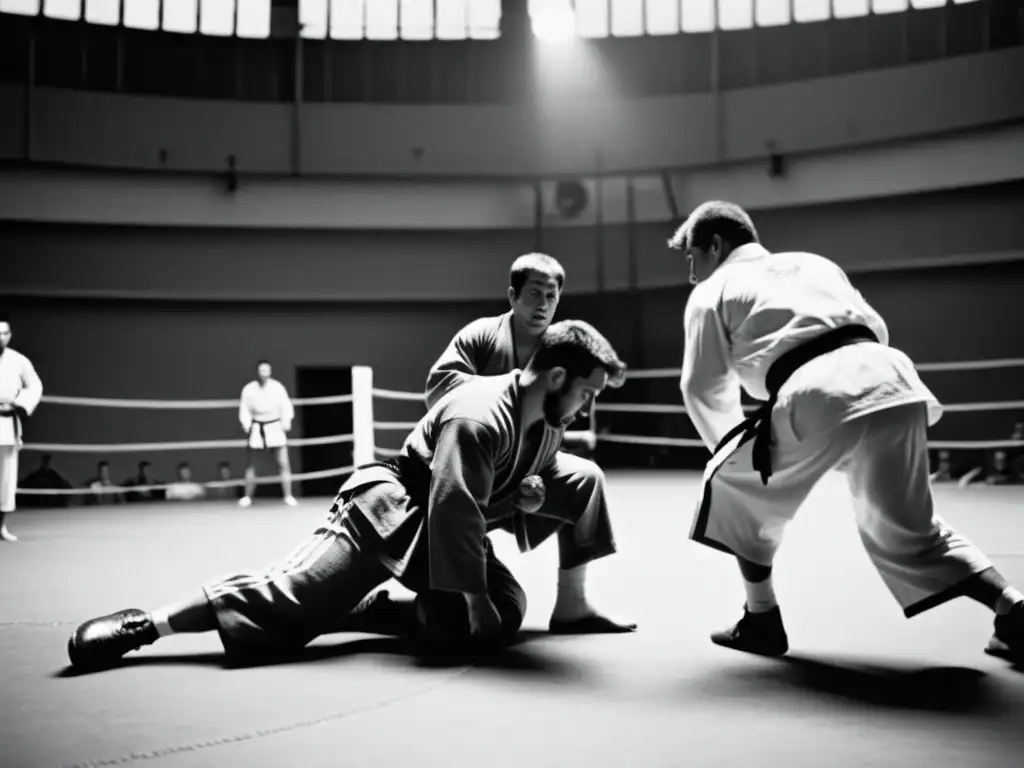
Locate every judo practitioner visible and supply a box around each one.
[672,201,1024,662]
[238,360,296,508]
[67,321,632,670]
[0,314,44,543]
[425,253,635,634]
[426,253,597,452]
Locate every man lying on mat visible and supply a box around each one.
[423,253,634,635]
[672,200,1024,663]
[67,321,635,671]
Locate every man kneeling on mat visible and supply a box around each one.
[67,320,635,671]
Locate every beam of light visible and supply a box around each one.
[532,1,575,43]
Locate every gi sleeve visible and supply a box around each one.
[426,417,497,595]
[278,383,295,431]
[238,385,253,432]
[425,320,493,410]
[14,357,43,417]
[680,290,745,452]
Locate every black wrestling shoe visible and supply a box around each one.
[67,608,159,670]
[985,601,1024,663]
[711,605,789,657]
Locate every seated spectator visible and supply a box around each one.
[929,449,954,484]
[985,450,1018,486]
[1009,421,1024,480]
[124,460,165,503]
[165,462,206,502]
[86,461,124,505]
[206,460,243,501]
[19,453,73,507]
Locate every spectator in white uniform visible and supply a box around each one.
[238,360,296,508]
[0,313,43,542]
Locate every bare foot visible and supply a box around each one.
[548,612,637,635]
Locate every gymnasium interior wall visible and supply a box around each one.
[3,180,1023,487]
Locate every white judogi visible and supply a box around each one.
[0,347,43,512]
[682,243,990,618]
[239,379,294,451]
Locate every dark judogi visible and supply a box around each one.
[425,312,613,560]
[202,373,616,656]
[426,312,521,408]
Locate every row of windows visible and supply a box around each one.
[0,0,986,40]
[1,0,271,36]
[2,2,1017,102]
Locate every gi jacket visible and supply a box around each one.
[338,372,564,596]
[0,347,43,447]
[425,311,523,410]
[681,243,940,452]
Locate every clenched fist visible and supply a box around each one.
[514,475,546,514]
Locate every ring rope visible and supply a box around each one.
[32,356,1024,410]
[595,434,1024,451]
[370,392,1024,416]
[597,404,753,415]
[40,394,354,409]
[23,433,354,454]
[622,356,1024,380]
[371,387,428,402]
[923,440,1024,451]
[21,354,1022,491]
[598,434,703,448]
[366,363,1024,456]
[373,421,420,431]
[932,401,1024,413]
[593,400,1024,415]
[17,465,356,496]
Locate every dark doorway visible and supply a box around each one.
[296,366,354,499]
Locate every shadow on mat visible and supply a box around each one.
[727,653,1016,714]
[54,630,584,681]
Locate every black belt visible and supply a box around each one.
[248,418,280,449]
[712,324,879,486]
[0,407,22,444]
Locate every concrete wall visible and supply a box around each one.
[4,184,1024,488]
[4,181,1023,301]
[2,48,1021,177]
